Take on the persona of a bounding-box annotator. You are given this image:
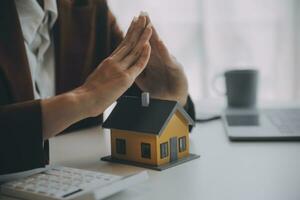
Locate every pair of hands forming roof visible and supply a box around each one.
[84,12,188,116]
[42,12,188,139]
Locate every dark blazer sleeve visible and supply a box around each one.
[0,100,45,175]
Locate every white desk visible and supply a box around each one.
[2,101,300,200]
[47,118,300,200]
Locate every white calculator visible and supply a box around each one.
[0,166,148,200]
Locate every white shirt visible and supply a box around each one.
[15,0,58,99]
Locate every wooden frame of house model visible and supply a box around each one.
[101,94,199,171]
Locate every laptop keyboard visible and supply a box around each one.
[265,109,300,135]
[226,115,260,126]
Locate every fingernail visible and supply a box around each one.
[140,11,148,16]
[133,16,138,22]
[147,23,152,28]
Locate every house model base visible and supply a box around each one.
[101,153,200,171]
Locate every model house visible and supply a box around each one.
[102,93,198,170]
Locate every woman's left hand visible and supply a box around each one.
[135,13,189,106]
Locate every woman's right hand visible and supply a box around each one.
[77,14,152,117]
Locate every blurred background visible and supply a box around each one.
[108,0,300,104]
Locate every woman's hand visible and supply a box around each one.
[42,14,152,139]
[79,14,152,117]
[135,14,188,106]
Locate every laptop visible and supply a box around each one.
[223,107,300,141]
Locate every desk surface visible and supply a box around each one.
[48,120,300,200]
[2,100,300,200]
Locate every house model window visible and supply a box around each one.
[160,142,168,159]
[179,136,186,152]
[116,139,126,154]
[141,143,151,159]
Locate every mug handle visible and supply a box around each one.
[212,72,226,96]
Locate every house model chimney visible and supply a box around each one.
[142,92,150,107]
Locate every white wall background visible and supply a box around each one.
[108,0,300,103]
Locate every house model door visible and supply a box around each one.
[170,137,178,162]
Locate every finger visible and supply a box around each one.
[127,43,151,78]
[111,16,138,57]
[124,14,147,51]
[144,14,160,43]
[123,17,138,43]
[111,45,128,61]
[145,11,151,24]
[150,25,161,44]
[122,23,152,67]
[112,15,146,60]
[112,22,151,64]
[112,15,147,61]
[144,14,172,62]
[156,39,172,62]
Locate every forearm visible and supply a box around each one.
[41,87,93,140]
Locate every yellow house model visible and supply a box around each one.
[102,94,199,171]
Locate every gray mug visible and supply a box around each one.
[213,69,259,108]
